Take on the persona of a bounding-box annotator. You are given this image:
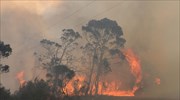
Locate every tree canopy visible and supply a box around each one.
[0,41,12,58]
[0,41,12,73]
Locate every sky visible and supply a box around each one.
[0,0,179,99]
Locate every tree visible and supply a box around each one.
[34,29,81,97]
[81,18,126,95]
[36,29,81,68]
[0,84,11,100]
[0,41,12,73]
[47,64,75,97]
[0,42,12,100]
[13,79,56,100]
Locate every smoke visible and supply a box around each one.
[1,1,50,92]
[1,0,179,99]
[117,1,179,99]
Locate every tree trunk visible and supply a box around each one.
[85,50,96,95]
[94,52,103,95]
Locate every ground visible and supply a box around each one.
[63,95,178,100]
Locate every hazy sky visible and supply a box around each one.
[0,0,179,99]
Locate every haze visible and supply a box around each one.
[0,0,179,99]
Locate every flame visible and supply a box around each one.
[64,48,142,96]
[64,76,86,95]
[122,49,142,85]
[154,77,161,85]
[100,48,142,96]
[16,71,26,87]
[14,49,141,96]
[97,81,135,96]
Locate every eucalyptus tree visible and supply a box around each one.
[81,18,126,95]
[34,29,81,96]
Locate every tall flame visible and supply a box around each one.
[64,48,142,96]
[99,48,142,96]
[122,49,142,89]
[16,71,26,87]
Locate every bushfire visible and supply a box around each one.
[64,48,142,96]
[16,49,142,96]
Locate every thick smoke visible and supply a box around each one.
[1,1,179,99]
[1,1,48,91]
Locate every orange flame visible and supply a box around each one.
[64,48,142,96]
[97,81,135,96]
[63,76,84,95]
[16,71,26,87]
[100,48,142,96]
[154,77,161,85]
[122,49,142,85]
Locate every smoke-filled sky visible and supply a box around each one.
[0,0,179,99]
